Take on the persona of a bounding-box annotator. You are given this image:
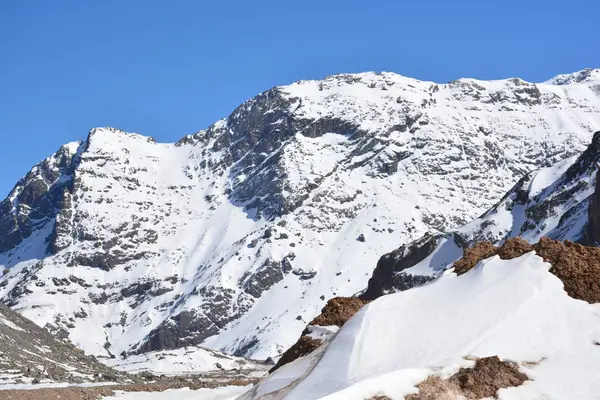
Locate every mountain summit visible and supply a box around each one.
[1,70,600,360]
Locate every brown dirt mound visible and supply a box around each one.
[453,242,497,275]
[309,297,368,327]
[269,336,322,373]
[407,356,529,400]
[453,237,600,304]
[270,297,368,373]
[536,238,600,303]
[496,237,533,259]
[451,356,529,398]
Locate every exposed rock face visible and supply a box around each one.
[585,163,600,244]
[137,310,220,354]
[0,142,82,257]
[360,233,440,300]
[1,71,600,360]
[366,131,600,299]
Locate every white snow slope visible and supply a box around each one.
[103,347,267,377]
[1,69,600,361]
[376,128,600,291]
[102,385,250,400]
[246,253,600,399]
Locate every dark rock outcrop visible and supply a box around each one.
[360,234,440,301]
[137,310,220,354]
[241,259,284,298]
[585,162,600,245]
[0,143,83,257]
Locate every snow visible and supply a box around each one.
[2,69,600,362]
[400,236,463,277]
[101,385,251,400]
[543,68,600,85]
[527,155,577,197]
[251,253,600,399]
[103,347,266,376]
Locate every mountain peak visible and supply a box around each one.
[543,68,600,85]
[87,126,157,146]
[1,67,600,362]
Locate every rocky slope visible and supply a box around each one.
[1,69,600,361]
[0,302,128,387]
[361,129,600,299]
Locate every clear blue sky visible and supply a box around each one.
[1,0,599,197]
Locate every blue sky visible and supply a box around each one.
[1,0,599,197]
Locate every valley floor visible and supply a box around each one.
[0,381,253,400]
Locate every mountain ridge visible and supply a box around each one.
[1,68,600,362]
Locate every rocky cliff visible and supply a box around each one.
[363,130,600,299]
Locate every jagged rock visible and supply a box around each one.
[585,162,600,244]
[361,131,600,299]
[360,234,440,300]
[137,310,220,353]
[242,259,284,298]
[292,269,317,280]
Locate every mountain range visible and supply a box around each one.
[1,68,600,365]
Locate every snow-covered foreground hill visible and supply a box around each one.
[1,69,600,361]
[102,385,250,400]
[245,252,600,399]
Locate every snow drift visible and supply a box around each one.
[247,251,600,399]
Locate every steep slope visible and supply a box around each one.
[1,70,600,361]
[362,129,600,299]
[0,302,128,387]
[245,251,600,400]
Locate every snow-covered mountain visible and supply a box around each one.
[242,128,600,399]
[1,69,600,361]
[361,128,600,300]
[244,245,600,399]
